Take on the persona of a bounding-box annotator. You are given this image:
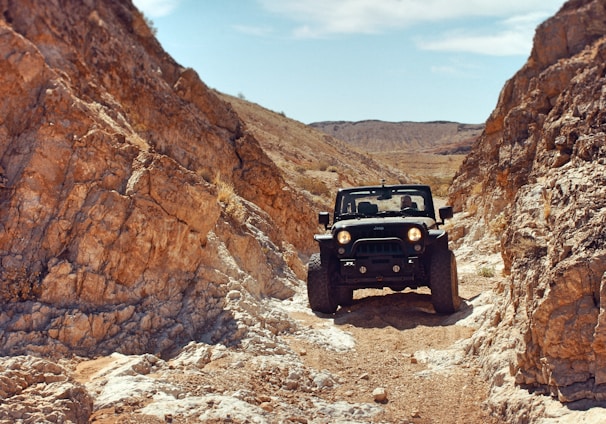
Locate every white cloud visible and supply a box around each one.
[421,31,530,56]
[233,25,274,37]
[418,13,548,56]
[430,59,482,76]
[132,0,180,18]
[257,0,564,49]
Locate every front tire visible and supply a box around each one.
[307,253,338,314]
[429,249,460,314]
[335,287,353,307]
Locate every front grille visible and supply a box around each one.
[351,237,407,256]
[356,241,403,255]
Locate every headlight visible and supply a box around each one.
[407,227,422,242]
[337,230,352,245]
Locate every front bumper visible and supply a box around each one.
[339,255,424,286]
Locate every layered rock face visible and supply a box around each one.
[0,0,316,357]
[450,0,606,402]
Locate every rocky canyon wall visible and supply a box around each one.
[0,0,316,357]
[450,0,606,403]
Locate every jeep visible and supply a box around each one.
[307,183,460,314]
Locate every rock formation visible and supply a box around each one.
[450,0,606,405]
[311,120,482,154]
[0,0,318,359]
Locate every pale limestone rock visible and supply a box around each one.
[372,387,388,403]
[450,0,606,409]
[0,356,92,423]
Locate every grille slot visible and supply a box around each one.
[357,241,403,255]
[351,237,406,256]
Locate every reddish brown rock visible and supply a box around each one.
[0,0,316,359]
[450,0,606,404]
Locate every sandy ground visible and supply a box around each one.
[285,283,500,423]
[69,246,505,424]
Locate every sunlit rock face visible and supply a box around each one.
[449,0,606,402]
[0,0,316,357]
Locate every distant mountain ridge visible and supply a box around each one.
[310,120,484,154]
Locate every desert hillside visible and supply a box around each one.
[309,119,481,196]
[217,93,406,211]
[219,94,469,198]
[311,120,483,154]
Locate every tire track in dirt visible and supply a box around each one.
[286,273,501,423]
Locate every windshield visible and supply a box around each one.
[336,187,433,219]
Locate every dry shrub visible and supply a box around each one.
[467,200,478,216]
[542,188,552,220]
[418,175,452,197]
[471,182,484,196]
[297,175,329,196]
[1,266,41,301]
[214,174,247,224]
[477,266,495,278]
[489,212,508,235]
[316,160,330,172]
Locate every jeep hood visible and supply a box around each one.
[333,216,437,230]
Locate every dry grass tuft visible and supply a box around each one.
[489,212,508,235]
[1,266,41,301]
[214,174,247,224]
[297,175,330,196]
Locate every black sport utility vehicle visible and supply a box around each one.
[307,183,460,314]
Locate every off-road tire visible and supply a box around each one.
[335,287,353,307]
[429,249,460,314]
[307,253,338,314]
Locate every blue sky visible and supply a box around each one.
[132,0,566,124]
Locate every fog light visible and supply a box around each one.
[393,265,401,273]
[338,247,345,254]
[359,266,367,274]
[414,244,422,252]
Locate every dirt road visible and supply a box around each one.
[284,273,500,423]
[82,254,503,424]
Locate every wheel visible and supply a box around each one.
[307,253,338,314]
[429,249,461,314]
[335,287,353,307]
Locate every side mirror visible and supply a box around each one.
[319,212,330,229]
[439,206,453,222]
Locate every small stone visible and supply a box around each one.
[410,356,418,364]
[284,380,299,390]
[313,371,334,389]
[226,290,241,301]
[411,409,421,418]
[372,387,388,403]
[260,402,273,412]
[359,372,370,380]
[258,395,271,403]
[286,417,308,424]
